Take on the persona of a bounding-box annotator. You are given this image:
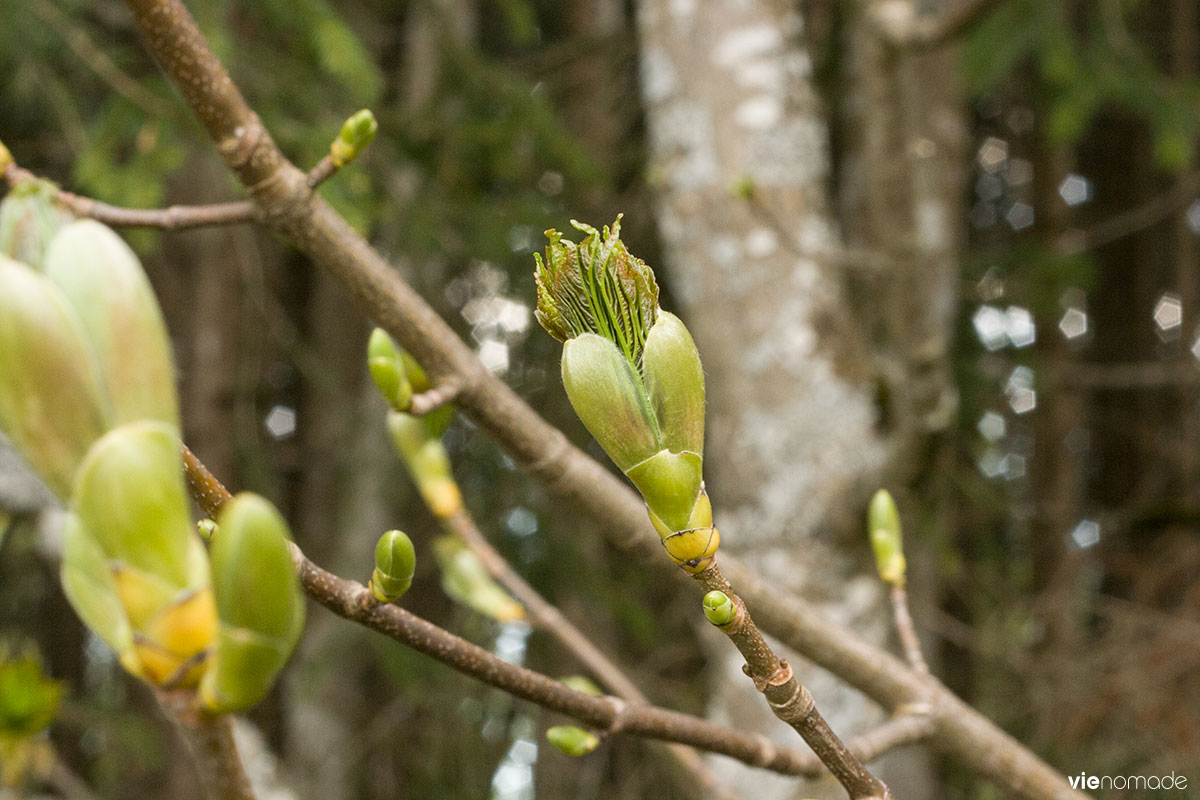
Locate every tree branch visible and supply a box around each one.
[119,1,1084,796]
[156,690,256,800]
[890,584,930,675]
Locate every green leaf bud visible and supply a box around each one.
[44,220,179,429]
[625,449,703,532]
[367,328,412,411]
[71,422,202,589]
[868,489,906,585]
[370,529,416,603]
[0,256,110,497]
[202,493,304,712]
[196,519,218,542]
[561,333,660,473]
[0,179,74,270]
[642,311,704,458]
[386,412,463,518]
[701,590,736,627]
[559,675,604,697]
[432,536,524,622]
[0,652,63,738]
[330,109,378,167]
[546,725,600,757]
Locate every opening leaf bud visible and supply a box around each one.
[868,489,906,585]
[330,109,378,167]
[367,328,412,411]
[642,311,705,458]
[370,529,416,603]
[202,493,305,712]
[0,256,109,497]
[702,590,736,626]
[561,333,659,473]
[546,725,600,757]
[44,221,179,430]
[0,178,74,270]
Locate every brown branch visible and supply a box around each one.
[408,381,461,416]
[694,565,891,800]
[124,2,1084,797]
[873,0,1008,50]
[156,690,256,800]
[1055,170,1200,255]
[890,584,930,675]
[181,444,861,781]
[440,509,737,800]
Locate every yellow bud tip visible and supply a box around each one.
[0,141,12,172]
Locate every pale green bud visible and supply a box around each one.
[868,489,906,585]
[60,514,138,676]
[626,449,703,533]
[71,422,202,589]
[330,109,378,167]
[386,412,463,517]
[0,652,63,738]
[642,311,704,458]
[432,536,524,622]
[202,493,305,712]
[546,725,600,757]
[367,328,412,411]
[0,179,74,271]
[561,333,659,473]
[702,590,735,626]
[0,256,109,497]
[370,529,416,603]
[44,220,179,429]
[196,519,218,542]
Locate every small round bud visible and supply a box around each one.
[559,675,603,697]
[330,109,378,166]
[702,591,736,627]
[546,725,600,757]
[196,519,218,542]
[369,529,416,603]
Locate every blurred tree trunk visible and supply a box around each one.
[636,1,964,796]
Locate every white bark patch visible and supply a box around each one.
[713,25,783,68]
[916,198,949,251]
[746,117,828,186]
[639,46,677,104]
[734,95,783,129]
[744,227,778,258]
[647,99,719,190]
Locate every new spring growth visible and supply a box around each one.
[869,489,906,585]
[0,177,74,270]
[546,725,600,757]
[534,217,717,573]
[368,328,413,411]
[369,529,416,603]
[702,590,736,627]
[330,109,378,167]
[433,536,525,622]
[0,648,63,788]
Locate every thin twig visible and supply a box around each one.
[889,584,930,675]
[409,381,461,416]
[441,509,737,799]
[122,1,1086,795]
[179,444,864,780]
[156,689,256,800]
[1055,170,1200,255]
[694,565,891,800]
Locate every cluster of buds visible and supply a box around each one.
[534,218,717,573]
[0,206,302,712]
[368,329,525,620]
